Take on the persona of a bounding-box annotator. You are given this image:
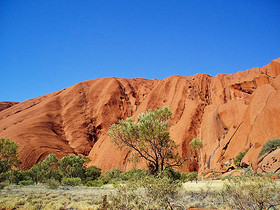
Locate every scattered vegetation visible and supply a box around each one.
[1,123,280,209]
[258,137,280,157]
[108,107,203,175]
[234,148,249,167]
[0,138,21,174]
[221,176,280,210]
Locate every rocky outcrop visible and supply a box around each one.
[0,58,279,172]
[0,102,19,112]
[252,149,280,173]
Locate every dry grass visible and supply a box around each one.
[1,180,280,209]
[0,184,114,210]
[182,180,225,191]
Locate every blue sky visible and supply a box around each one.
[1,1,279,102]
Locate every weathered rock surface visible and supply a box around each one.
[0,102,19,112]
[252,149,280,173]
[0,58,279,173]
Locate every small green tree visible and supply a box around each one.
[108,107,192,174]
[0,138,21,174]
[189,137,203,151]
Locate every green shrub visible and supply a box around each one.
[85,179,104,187]
[161,167,181,181]
[45,179,60,189]
[0,182,8,189]
[104,167,122,179]
[84,166,101,181]
[18,180,33,186]
[120,168,149,181]
[258,137,280,158]
[181,171,198,182]
[234,149,248,167]
[61,177,81,186]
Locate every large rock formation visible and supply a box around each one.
[0,102,19,112]
[0,58,279,173]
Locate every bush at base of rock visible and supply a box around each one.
[258,137,280,158]
[18,180,33,186]
[61,177,81,186]
[45,179,60,189]
[85,180,104,187]
[181,171,198,182]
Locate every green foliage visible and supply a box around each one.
[0,138,21,174]
[181,171,198,182]
[234,149,249,167]
[57,154,90,178]
[120,168,149,181]
[104,167,122,179]
[2,168,26,184]
[85,179,104,187]
[84,165,101,182]
[0,182,8,189]
[161,167,181,181]
[42,153,58,170]
[18,180,33,186]
[45,179,60,189]
[189,137,203,151]
[61,177,81,186]
[108,107,184,174]
[258,137,280,158]
[26,155,62,184]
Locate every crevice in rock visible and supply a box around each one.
[222,122,243,151]
[117,79,132,117]
[128,83,140,111]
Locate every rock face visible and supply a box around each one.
[0,102,19,112]
[0,58,280,173]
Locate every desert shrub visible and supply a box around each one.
[108,176,183,209]
[234,149,248,167]
[181,171,198,182]
[45,179,60,189]
[120,168,149,181]
[84,165,101,182]
[161,167,181,181]
[18,180,33,186]
[0,182,8,189]
[258,137,280,157]
[221,176,280,210]
[109,183,145,209]
[99,175,111,185]
[85,179,104,187]
[104,167,122,179]
[142,176,183,209]
[57,154,90,179]
[61,177,81,186]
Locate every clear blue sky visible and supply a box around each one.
[1,1,279,102]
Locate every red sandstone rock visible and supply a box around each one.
[0,101,19,112]
[0,58,279,173]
